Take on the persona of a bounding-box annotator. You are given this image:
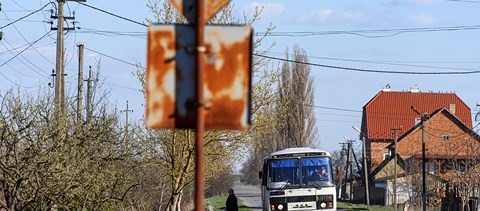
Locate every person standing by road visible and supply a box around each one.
[225,188,238,211]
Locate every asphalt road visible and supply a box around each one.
[232,181,263,211]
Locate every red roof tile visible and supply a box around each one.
[363,91,472,140]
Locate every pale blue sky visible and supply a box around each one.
[1,0,480,153]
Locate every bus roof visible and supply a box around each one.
[268,147,331,158]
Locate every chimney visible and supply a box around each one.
[382,84,391,92]
[409,85,420,93]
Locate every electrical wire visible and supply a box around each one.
[305,104,362,113]
[316,118,359,123]
[0,3,53,29]
[1,10,38,13]
[255,54,480,75]
[84,47,145,69]
[76,27,146,38]
[266,51,480,71]
[72,24,480,39]
[103,82,142,92]
[1,38,49,77]
[256,24,480,38]
[0,57,39,78]
[11,0,28,10]
[0,18,44,23]
[77,2,148,27]
[0,32,52,69]
[2,11,55,66]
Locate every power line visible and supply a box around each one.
[0,32,52,69]
[305,104,362,113]
[1,39,49,77]
[77,2,148,27]
[76,27,146,38]
[72,24,480,39]
[103,82,142,92]
[255,24,480,38]
[0,3,52,29]
[255,54,480,75]
[0,18,44,23]
[2,11,55,66]
[84,47,145,69]
[266,51,480,71]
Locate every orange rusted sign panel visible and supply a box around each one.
[168,0,229,24]
[146,24,252,130]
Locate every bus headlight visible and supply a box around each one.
[277,204,284,210]
[320,202,327,208]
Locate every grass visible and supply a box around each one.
[337,202,395,211]
[207,196,252,211]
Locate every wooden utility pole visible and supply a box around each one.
[76,43,84,124]
[52,0,77,116]
[121,101,133,146]
[343,138,355,200]
[349,140,354,200]
[411,106,429,211]
[54,0,65,116]
[353,125,370,208]
[343,140,350,200]
[339,143,347,199]
[421,113,428,211]
[85,66,93,123]
[392,127,401,211]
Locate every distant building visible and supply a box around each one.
[360,85,480,207]
[369,108,480,205]
[361,85,472,172]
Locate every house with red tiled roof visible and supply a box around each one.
[367,107,480,206]
[360,85,473,173]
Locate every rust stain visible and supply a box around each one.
[203,26,252,130]
[146,26,176,128]
[206,96,246,129]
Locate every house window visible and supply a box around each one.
[449,104,456,114]
[443,134,450,141]
[426,163,439,174]
[457,161,466,173]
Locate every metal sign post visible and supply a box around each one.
[194,0,206,208]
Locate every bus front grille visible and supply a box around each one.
[270,195,317,203]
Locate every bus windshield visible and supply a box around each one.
[267,157,333,189]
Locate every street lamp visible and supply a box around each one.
[353,126,370,208]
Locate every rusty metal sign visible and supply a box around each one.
[146,24,252,130]
[168,0,229,23]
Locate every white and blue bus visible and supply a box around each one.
[259,148,336,211]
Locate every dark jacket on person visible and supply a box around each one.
[226,194,238,211]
